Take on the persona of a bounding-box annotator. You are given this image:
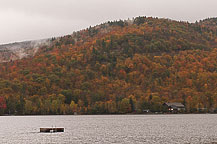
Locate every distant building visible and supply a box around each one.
[163,102,185,112]
[142,109,150,113]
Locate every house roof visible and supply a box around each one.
[164,102,185,108]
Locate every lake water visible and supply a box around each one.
[0,114,217,144]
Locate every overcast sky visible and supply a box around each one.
[0,0,216,44]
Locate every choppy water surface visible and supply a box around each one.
[0,114,217,144]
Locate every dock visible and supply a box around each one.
[40,128,64,133]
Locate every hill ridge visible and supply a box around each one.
[0,16,216,115]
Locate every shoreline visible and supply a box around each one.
[1,113,216,116]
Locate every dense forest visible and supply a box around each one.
[0,17,216,115]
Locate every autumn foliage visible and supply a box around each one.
[0,17,216,115]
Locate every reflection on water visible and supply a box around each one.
[0,114,217,144]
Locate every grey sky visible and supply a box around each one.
[0,0,216,44]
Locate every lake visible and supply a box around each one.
[0,114,217,143]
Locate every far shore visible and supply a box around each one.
[1,113,216,116]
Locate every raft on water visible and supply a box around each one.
[40,128,64,133]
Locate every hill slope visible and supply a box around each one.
[0,39,50,62]
[0,17,216,115]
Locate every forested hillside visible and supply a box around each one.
[0,17,216,115]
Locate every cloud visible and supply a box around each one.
[0,0,216,44]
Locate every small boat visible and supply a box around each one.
[40,128,64,133]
